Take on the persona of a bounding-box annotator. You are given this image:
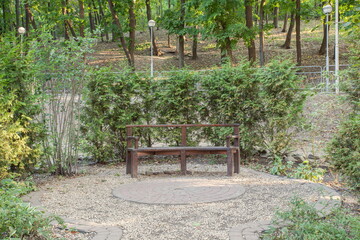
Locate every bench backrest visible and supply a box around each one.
[126,124,239,147]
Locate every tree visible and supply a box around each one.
[295,0,301,65]
[259,0,266,66]
[145,0,159,56]
[245,0,256,62]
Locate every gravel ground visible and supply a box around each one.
[37,163,338,240]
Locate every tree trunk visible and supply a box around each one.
[281,12,295,49]
[178,0,185,68]
[62,1,70,40]
[259,0,265,66]
[273,7,279,28]
[89,3,95,34]
[66,20,78,38]
[167,0,171,47]
[225,37,235,65]
[79,0,85,37]
[15,0,20,30]
[98,0,109,41]
[24,4,37,30]
[319,18,329,55]
[192,27,198,60]
[296,0,301,65]
[145,0,159,55]
[245,0,256,63]
[107,0,132,67]
[129,0,136,67]
[1,2,7,33]
[282,12,288,32]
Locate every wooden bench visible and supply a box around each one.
[125,124,240,178]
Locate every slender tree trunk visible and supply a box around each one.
[282,12,288,32]
[98,0,109,41]
[167,0,171,47]
[259,0,265,66]
[62,1,70,40]
[273,7,279,28]
[319,19,329,55]
[107,0,132,67]
[89,3,95,34]
[79,0,85,37]
[245,0,256,63]
[66,21,78,38]
[192,26,198,60]
[145,0,159,55]
[24,4,37,30]
[295,0,301,65]
[15,0,20,29]
[178,0,185,68]
[2,2,7,33]
[225,37,235,65]
[129,0,136,67]
[281,12,295,49]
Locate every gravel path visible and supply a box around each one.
[35,163,340,240]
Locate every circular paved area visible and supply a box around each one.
[112,178,246,204]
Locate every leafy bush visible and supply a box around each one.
[262,197,360,240]
[327,114,360,189]
[81,69,146,162]
[0,179,61,239]
[0,99,33,180]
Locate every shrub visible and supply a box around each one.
[261,197,360,240]
[0,179,61,239]
[0,99,33,180]
[327,114,360,189]
[81,69,146,162]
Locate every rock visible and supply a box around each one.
[308,154,320,160]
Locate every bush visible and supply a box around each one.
[262,197,360,240]
[81,69,147,162]
[0,179,61,239]
[327,114,360,189]
[0,99,33,180]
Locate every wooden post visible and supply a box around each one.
[126,127,132,174]
[131,151,138,178]
[181,126,187,174]
[233,126,240,174]
[227,148,233,176]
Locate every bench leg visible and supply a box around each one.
[227,149,233,176]
[180,150,186,175]
[126,150,131,174]
[234,149,240,174]
[131,152,138,178]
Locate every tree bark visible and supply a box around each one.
[295,0,301,65]
[89,3,95,34]
[98,0,109,41]
[281,12,295,49]
[145,0,159,55]
[178,0,185,68]
[273,7,279,28]
[15,0,20,30]
[168,0,171,47]
[245,0,256,63]
[62,1,70,40]
[259,0,265,66]
[282,12,288,32]
[107,0,132,67]
[24,4,37,30]
[192,27,198,60]
[79,0,85,37]
[129,0,136,67]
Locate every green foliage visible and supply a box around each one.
[81,69,146,162]
[0,99,33,180]
[0,179,61,239]
[327,114,360,189]
[256,60,307,157]
[289,160,326,182]
[0,34,42,176]
[262,197,360,240]
[269,155,293,176]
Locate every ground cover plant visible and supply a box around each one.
[0,179,61,239]
[261,197,360,240]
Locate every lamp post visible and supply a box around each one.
[322,4,332,92]
[18,27,26,57]
[148,20,156,77]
